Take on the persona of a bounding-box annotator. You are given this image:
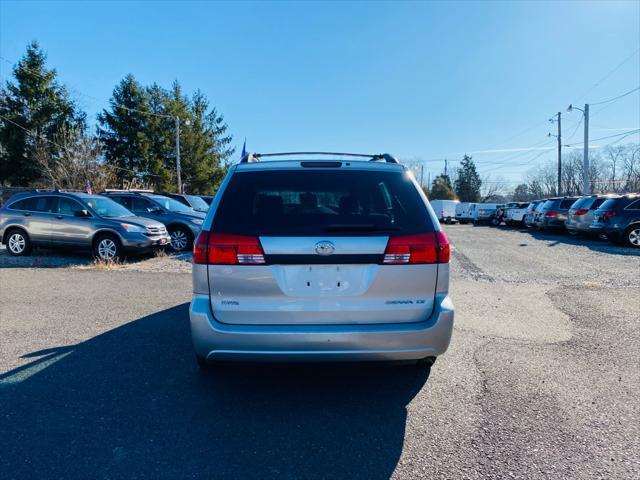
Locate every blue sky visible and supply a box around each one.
[1,0,639,188]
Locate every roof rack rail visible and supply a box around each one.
[103,188,154,194]
[239,152,399,164]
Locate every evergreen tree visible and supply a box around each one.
[454,155,482,202]
[0,41,85,185]
[98,77,233,193]
[430,174,456,200]
[97,74,153,186]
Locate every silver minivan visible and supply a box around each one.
[189,153,454,369]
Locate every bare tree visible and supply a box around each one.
[480,175,508,202]
[34,126,116,192]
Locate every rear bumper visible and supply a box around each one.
[189,294,454,362]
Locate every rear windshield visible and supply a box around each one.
[560,198,579,209]
[570,197,589,209]
[598,198,620,211]
[212,169,434,235]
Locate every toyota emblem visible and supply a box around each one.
[315,241,335,256]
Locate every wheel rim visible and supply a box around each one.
[98,238,117,260]
[8,233,26,253]
[629,228,640,246]
[171,230,188,250]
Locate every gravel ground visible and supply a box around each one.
[0,244,193,273]
[0,224,638,479]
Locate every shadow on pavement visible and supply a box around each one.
[0,303,429,480]
[522,228,640,256]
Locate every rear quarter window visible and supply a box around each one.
[625,199,640,211]
[9,196,55,212]
[212,169,434,236]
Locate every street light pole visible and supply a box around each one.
[556,112,562,196]
[566,103,590,195]
[582,104,589,195]
[175,116,182,194]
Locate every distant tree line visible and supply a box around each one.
[0,42,234,194]
[511,144,640,201]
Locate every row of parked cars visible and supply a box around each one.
[431,195,640,248]
[0,189,216,260]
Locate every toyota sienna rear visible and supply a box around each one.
[189,153,454,368]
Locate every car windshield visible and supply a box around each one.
[150,195,195,214]
[85,197,134,218]
[186,195,209,211]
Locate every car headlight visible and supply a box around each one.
[190,219,203,226]
[121,223,145,233]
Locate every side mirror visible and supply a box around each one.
[74,209,90,218]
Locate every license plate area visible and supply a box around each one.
[272,264,377,297]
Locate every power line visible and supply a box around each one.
[590,86,640,106]
[564,129,640,147]
[0,55,176,119]
[573,47,640,102]
[0,113,158,177]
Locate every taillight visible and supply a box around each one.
[545,211,558,217]
[193,231,265,265]
[193,231,209,264]
[603,211,617,218]
[383,232,449,264]
[575,209,589,215]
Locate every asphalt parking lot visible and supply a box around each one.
[1,225,638,480]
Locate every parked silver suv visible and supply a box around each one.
[0,191,170,259]
[189,152,454,369]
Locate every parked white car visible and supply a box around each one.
[430,200,459,224]
[503,202,530,226]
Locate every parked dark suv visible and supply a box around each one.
[0,191,170,259]
[535,197,580,230]
[591,194,640,248]
[103,191,206,251]
[158,193,210,213]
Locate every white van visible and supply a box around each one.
[430,199,459,224]
[455,202,475,224]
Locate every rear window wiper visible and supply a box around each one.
[323,224,401,233]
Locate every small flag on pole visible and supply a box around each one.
[240,138,247,160]
[84,180,92,195]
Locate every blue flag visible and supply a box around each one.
[240,138,247,160]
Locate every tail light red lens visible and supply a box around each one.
[193,232,265,265]
[603,211,617,218]
[574,208,589,215]
[545,211,558,217]
[383,231,449,264]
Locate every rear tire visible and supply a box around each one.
[624,225,640,248]
[5,228,32,256]
[93,233,123,261]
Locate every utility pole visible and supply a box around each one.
[420,164,424,188]
[556,112,562,196]
[582,104,590,195]
[175,116,182,194]
[444,159,448,177]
